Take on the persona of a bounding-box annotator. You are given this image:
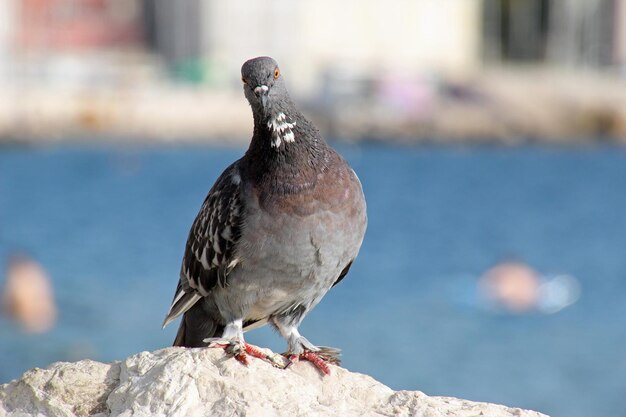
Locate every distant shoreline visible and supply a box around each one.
[1,68,624,146]
[2,134,622,148]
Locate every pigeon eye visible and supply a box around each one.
[274,68,280,79]
[241,77,247,84]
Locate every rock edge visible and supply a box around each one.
[0,347,548,417]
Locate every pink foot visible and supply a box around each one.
[208,340,285,368]
[288,351,334,375]
[241,343,270,364]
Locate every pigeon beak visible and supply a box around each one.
[254,85,269,110]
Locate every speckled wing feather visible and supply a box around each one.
[162,162,243,328]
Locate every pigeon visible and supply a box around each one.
[162,56,367,374]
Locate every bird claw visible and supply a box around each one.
[203,337,247,364]
[284,351,334,375]
[283,346,341,375]
[204,337,240,353]
[202,335,338,373]
[203,337,288,368]
[265,351,290,369]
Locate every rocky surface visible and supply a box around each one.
[0,347,548,417]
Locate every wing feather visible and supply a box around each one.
[163,162,244,327]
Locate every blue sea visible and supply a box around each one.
[1,143,625,417]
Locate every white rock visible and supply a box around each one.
[0,347,548,417]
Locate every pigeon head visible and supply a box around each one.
[241,56,290,119]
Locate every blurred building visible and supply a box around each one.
[142,0,202,81]
[0,1,17,77]
[146,0,482,91]
[0,0,624,141]
[145,0,626,93]
[0,0,146,85]
[483,0,626,68]
[0,0,625,87]
[16,0,142,51]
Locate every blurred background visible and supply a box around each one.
[1,1,625,416]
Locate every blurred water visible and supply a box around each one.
[1,143,625,417]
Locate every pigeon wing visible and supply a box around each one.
[162,162,244,328]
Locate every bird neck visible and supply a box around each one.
[250,106,318,153]
[244,111,329,193]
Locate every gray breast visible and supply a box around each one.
[214,169,366,323]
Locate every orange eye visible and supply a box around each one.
[241,77,247,84]
[274,68,280,79]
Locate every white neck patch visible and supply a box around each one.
[267,112,296,149]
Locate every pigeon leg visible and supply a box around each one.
[274,322,341,375]
[286,345,342,375]
[203,338,287,368]
[204,337,249,364]
[243,342,288,368]
[203,319,250,364]
[203,320,287,368]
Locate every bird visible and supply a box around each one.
[162,56,367,374]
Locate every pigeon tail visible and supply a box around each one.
[162,289,202,329]
[173,301,224,347]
